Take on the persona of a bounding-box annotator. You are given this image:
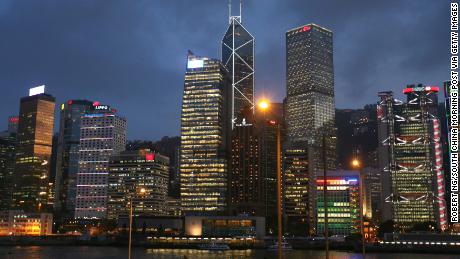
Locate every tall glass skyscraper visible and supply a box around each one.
[285,24,336,233]
[222,3,254,126]
[179,52,231,215]
[54,100,94,218]
[13,86,55,212]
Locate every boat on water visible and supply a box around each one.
[267,241,293,250]
[198,242,230,251]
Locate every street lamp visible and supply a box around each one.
[128,187,146,259]
[351,158,365,258]
[258,100,282,258]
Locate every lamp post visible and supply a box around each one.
[128,187,146,259]
[352,158,365,258]
[258,100,282,258]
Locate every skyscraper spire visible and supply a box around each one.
[239,0,242,23]
[222,0,254,128]
[228,0,242,24]
[228,0,231,24]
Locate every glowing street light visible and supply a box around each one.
[258,100,269,110]
[351,158,360,168]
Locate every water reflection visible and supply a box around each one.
[1,247,459,259]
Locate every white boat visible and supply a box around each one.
[267,241,293,250]
[198,242,230,251]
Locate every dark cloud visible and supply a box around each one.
[0,0,450,139]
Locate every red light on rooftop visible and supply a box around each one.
[303,26,311,32]
[403,88,413,94]
[93,101,100,106]
[8,117,19,123]
[425,86,439,92]
[146,153,154,161]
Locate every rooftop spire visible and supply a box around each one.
[228,0,242,24]
[239,0,242,23]
[228,0,231,24]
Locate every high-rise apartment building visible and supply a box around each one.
[107,150,169,219]
[54,100,94,218]
[13,86,55,212]
[378,85,447,230]
[222,3,254,126]
[74,104,126,219]
[179,52,231,215]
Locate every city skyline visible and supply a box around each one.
[0,0,451,140]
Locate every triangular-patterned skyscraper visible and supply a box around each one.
[222,0,254,128]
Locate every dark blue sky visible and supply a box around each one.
[0,0,450,140]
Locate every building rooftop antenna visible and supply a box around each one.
[228,0,242,24]
[239,0,242,23]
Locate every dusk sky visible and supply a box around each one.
[0,0,450,140]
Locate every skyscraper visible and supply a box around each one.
[283,146,310,235]
[255,102,285,233]
[0,116,18,210]
[222,2,254,126]
[13,85,55,212]
[54,100,94,219]
[285,23,336,169]
[378,85,447,230]
[285,23,336,234]
[230,115,261,215]
[74,104,126,219]
[107,150,169,219]
[179,52,231,215]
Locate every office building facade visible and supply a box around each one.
[107,150,169,219]
[54,100,94,218]
[0,134,15,210]
[230,117,261,215]
[255,102,285,233]
[316,170,361,236]
[74,105,126,219]
[285,23,336,234]
[283,146,310,235]
[13,87,55,212]
[285,23,336,168]
[378,85,447,230]
[179,52,231,215]
[107,149,169,219]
